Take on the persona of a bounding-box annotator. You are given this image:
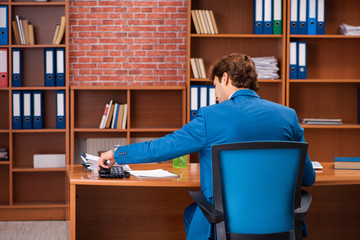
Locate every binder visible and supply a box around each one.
[273,0,282,34]
[289,42,298,79]
[0,48,7,87]
[55,48,65,86]
[0,6,8,45]
[297,41,307,79]
[12,91,22,129]
[22,91,32,129]
[307,0,317,35]
[12,49,21,87]
[316,0,325,34]
[190,85,199,120]
[290,0,298,34]
[298,0,307,34]
[199,85,208,108]
[56,90,65,129]
[254,0,264,34]
[33,90,42,129]
[208,86,216,106]
[44,48,55,86]
[263,0,272,34]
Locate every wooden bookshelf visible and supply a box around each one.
[70,86,187,165]
[0,0,69,220]
[286,0,360,163]
[187,0,287,162]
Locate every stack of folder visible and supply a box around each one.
[252,56,279,79]
[300,118,342,125]
[290,0,325,35]
[99,100,128,130]
[44,48,66,87]
[190,85,216,120]
[12,90,65,129]
[12,15,35,45]
[0,148,8,161]
[0,6,8,45]
[190,58,206,79]
[334,157,360,170]
[339,23,360,36]
[289,41,307,79]
[191,10,218,34]
[254,0,282,34]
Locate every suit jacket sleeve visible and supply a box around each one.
[114,108,208,164]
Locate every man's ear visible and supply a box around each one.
[222,72,230,85]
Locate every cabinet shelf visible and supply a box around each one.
[0,161,9,165]
[9,44,66,48]
[11,87,67,90]
[74,128,127,133]
[190,34,283,38]
[290,79,360,83]
[11,202,66,208]
[11,2,65,6]
[290,35,360,39]
[11,129,66,133]
[191,78,283,83]
[301,124,360,129]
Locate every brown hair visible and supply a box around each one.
[209,53,259,92]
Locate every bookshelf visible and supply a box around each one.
[70,86,187,164]
[286,0,360,163]
[187,0,287,162]
[0,0,69,220]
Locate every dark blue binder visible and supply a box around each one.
[22,91,32,129]
[12,49,21,87]
[33,90,42,129]
[12,91,22,129]
[316,0,325,34]
[44,48,55,86]
[56,90,65,129]
[298,0,307,34]
[263,0,273,34]
[290,0,298,34]
[254,0,264,34]
[55,48,65,86]
[190,85,199,120]
[289,42,298,79]
[0,6,8,45]
[307,0,317,35]
[297,41,307,79]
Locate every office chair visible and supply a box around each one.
[189,141,312,240]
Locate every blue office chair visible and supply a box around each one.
[189,141,312,240]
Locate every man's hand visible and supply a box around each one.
[97,150,116,171]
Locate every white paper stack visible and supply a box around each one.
[339,23,360,36]
[34,154,66,168]
[80,152,131,173]
[301,118,343,125]
[252,56,280,80]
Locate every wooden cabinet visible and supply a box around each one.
[70,86,186,164]
[286,0,360,162]
[0,0,69,220]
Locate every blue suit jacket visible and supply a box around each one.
[114,89,316,239]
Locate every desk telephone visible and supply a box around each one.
[99,162,130,179]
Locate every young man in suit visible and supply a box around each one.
[98,53,316,240]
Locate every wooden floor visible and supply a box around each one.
[0,221,67,240]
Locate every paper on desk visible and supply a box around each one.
[81,152,131,172]
[129,169,179,178]
[312,161,323,170]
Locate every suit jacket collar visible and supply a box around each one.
[229,89,261,100]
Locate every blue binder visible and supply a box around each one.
[289,42,298,79]
[44,48,55,86]
[22,91,32,129]
[12,91,22,129]
[297,41,307,79]
[0,6,8,45]
[263,0,272,34]
[208,85,217,106]
[290,0,298,34]
[55,48,65,86]
[56,90,65,129]
[190,85,199,120]
[254,0,264,34]
[298,0,307,34]
[316,0,325,34]
[33,90,42,129]
[307,0,317,35]
[199,85,208,108]
[12,49,21,87]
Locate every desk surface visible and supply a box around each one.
[67,163,201,187]
[67,162,360,187]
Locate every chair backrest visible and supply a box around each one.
[211,141,307,238]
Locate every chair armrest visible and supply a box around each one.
[295,190,312,221]
[188,190,224,224]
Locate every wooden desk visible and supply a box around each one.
[67,163,200,240]
[67,162,360,240]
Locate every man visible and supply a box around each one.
[98,53,316,240]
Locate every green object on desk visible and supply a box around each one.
[173,155,187,168]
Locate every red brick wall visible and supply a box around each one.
[69,0,188,86]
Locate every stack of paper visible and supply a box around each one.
[129,169,179,178]
[339,23,360,36]
[80,152,131,173]
[252,56,280,79]
[301,118,343,125]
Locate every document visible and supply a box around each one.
[80,152,131,173]
[129,169,179,178]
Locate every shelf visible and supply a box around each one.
[301,124,360,129]
[11,202,66,208]
[11,2,65,6]
[73,128,127,133]
[290,79,360,83]
[11,86,67,90]
[9,44,66,48]
[290,35,360,39]
[11,129,66,133]
[12,167,66,172]
[71,85,186,90]
[130,128,180,132]
[0,161,9,165]
[191,34,283,38]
